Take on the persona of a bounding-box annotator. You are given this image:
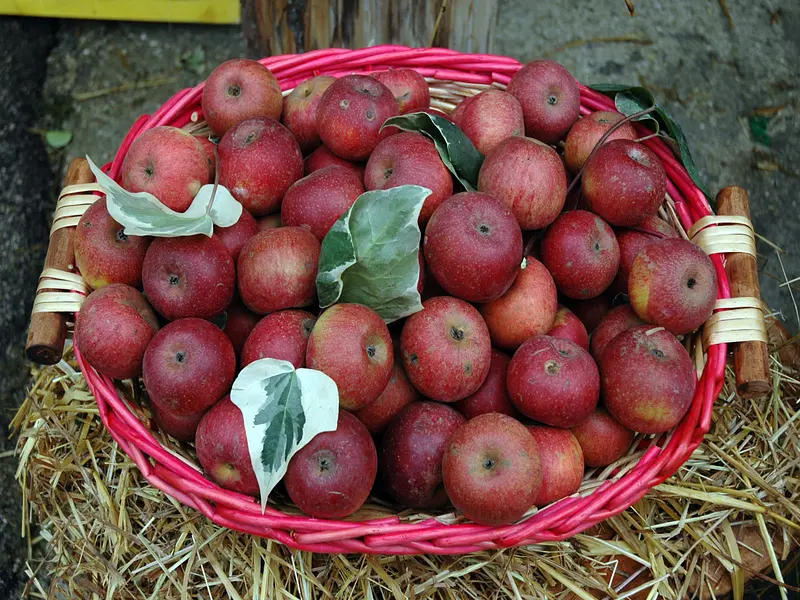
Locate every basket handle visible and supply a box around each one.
[25,158,94,365]
[716,186,772,397]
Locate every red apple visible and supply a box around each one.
[142,318,236,415]
[478,136,567,230]
[442,413,542,525]
[284,410,377,518]
[507,335,600,428]
[379,401,465,508]
[527,425,584,506]
[151,401,205,442]
[564,111,638,173]
[237,227,320,314]
[306,303,393,410]
[506,60,581,144]
[451,94,476,126]
[282,75,336,153]
[222,296,260,359]
[628,238,717,335]
[202,58,283,136]
[353,359,420,435]
[196,395,259,495]
[570,408,634,468]
[611,214,676,295]
[373,68,430,114]
[565,294,613,334]
[304,145,365,181]
[458,89,524,156]
[241,309,316,368]
[75,283,159,379]
[590,304,645,360]
[195,135,217,180]
[365,132,453,224]
[547,304,589,351]
[582,139,667,227]
[400,296,491,402]
[541,210,620,299]
[256,213,282,231]
[454,349,521,420]
[316,74,398,161]
[281,165,364,241]
[142,234,234,320]
[423,192,522,302]
[600,325,696,433]
[74,198,151,289]
[121,126,210,212]
[480,256,558,350]
[218,117,303,216]
[214,208,259,262]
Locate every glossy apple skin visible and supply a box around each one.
[282,75,336,153]
[353,360,420,435]
[458,89,524,156]
[600,325,696,434]
[442,413,542,525]
[195,135,217,180]
[478,136,567,230]
[285,410,377,518]
[304,145,366,181]
[423,192,522,303]
[306,303,394,411]
[237,227,320,314]
[74,198,151,290]
[454,349,521,420]
[76,284,159,379]
[202,58,283,136]
[151,401,205,442]
[316,75,399,161]
[570,408,635,468]
[628,238,718,335]
[547,304,589,351]
[142,318,236,415]
[196,396,259,495]
[256,213,282,231]
[590,304,645,360]
[222,296,260,359]
[541,210,620,300]
[400,296,491,402]
[564,294,613,334]
[218,117,303,216]
[121,126,210,212]
[506,60,581,144]
[527,425,584,506]
[379,401,465,508]
[373,68,430,113]
[281,165,364,241]
[365,132,453,224]
[611,214,676,296]
[564,111,637,173]
[241,309,316,369]
[142,235,235,320]
[582,139,667,227]
[507,335,600,428]
[480,256,557,350]
[213,208,259,262]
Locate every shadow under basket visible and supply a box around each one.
[74,46,734,555]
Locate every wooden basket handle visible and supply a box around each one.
[25,158,94,365]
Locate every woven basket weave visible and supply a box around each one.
[75,45,730,555]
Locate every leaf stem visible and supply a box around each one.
[206,144,220,217]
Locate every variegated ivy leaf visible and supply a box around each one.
[86,156,242,237]
[230,358,339,511]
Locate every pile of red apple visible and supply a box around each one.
[74,56,718,526]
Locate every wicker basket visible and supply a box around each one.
[72,45,733,555]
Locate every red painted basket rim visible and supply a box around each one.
[75,45,730,555]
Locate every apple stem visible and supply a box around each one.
[565,105,659,202]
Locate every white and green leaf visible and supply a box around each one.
[230,358,339,511]
[86,155,242,237]
[316,185,429,323]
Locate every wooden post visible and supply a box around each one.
[241,0,499,58]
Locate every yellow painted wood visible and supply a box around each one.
[0,0,240,24]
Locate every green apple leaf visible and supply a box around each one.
[382,112,484,191]
[230,358,339,511]
[86,155,242,237]
[587,84,712,202]
[317,185,429,323]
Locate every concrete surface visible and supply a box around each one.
[0,0,798,596]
